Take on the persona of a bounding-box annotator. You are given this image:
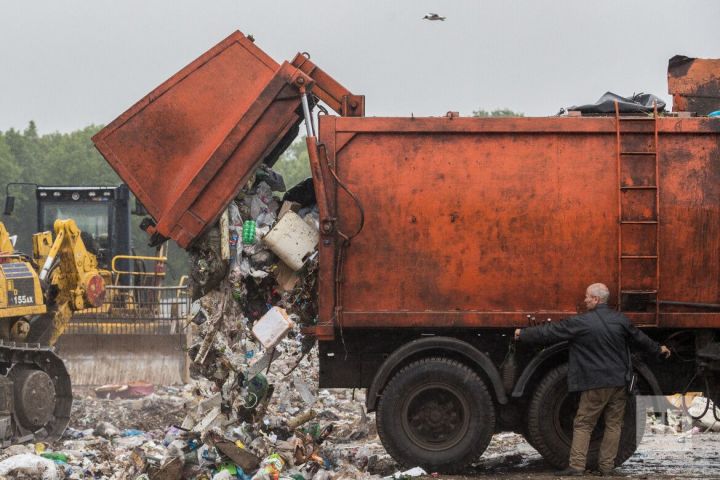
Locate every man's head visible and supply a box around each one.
[584,283,610,310]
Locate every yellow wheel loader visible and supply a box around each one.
[0,219,105,444]
[4,184,190,388]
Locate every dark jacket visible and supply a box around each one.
[519,304,661,392]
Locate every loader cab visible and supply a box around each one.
[36,185,131,270]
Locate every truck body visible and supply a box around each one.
[92,31,720,472]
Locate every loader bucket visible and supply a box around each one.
[56,333,188,386]
[55,285,191,386]
[92,31,314,248]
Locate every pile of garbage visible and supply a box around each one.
[0,382,397,479]
[0,162,404,479]
[99,162,382,480]
[175,164,330,478]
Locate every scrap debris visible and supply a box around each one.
[0,164,393,479]
[174,165,332,479]
[0,376,391,479]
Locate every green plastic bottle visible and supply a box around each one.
[242,220,256,245]
[41,452,69,463]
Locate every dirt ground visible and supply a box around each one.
[436,430,720,479]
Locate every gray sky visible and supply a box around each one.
[1,0,718,133]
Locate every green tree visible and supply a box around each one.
[273,136,311,189]
[0,133,21,188]
[472,108,524,117]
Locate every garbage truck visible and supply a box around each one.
[92,31,720,472]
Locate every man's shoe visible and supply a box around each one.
[554,467,584,476]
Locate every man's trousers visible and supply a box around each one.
[569,386,627,472]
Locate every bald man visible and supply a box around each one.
[515,283,670,476]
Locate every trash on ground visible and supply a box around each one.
[95,382,155,399]
[0,453,60,480]
[5,165,394,479]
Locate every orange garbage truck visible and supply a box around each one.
[92,32,720,472]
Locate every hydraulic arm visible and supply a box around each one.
[33,219,105,344]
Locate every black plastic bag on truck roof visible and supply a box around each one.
[569,91,666,114]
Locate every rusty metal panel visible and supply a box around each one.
[668,55,720,115]
[319,116,720,330]
[92,31,308,248]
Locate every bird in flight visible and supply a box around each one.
[423,13,446,21]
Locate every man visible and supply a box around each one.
[514,283,671,476]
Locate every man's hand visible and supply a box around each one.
[514,328,522,341]
[660,345,671,358]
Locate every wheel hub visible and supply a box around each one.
[13,368,56,430]
[402,384,469,451]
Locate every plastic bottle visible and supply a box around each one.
[41,452,69,463]
[242,220,256,245]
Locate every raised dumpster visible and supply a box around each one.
[93,31,362,248]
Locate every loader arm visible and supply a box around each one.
[33,219,105,344]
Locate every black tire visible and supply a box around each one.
[376,357,496,473]
[526,363,644,469]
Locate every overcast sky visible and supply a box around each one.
[1,0,718,133]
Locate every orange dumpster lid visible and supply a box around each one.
[93,31,312,248]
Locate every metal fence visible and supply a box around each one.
[67,285,191,335]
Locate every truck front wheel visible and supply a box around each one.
[376,357,496,473]
[526,363,644,469]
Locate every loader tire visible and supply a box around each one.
[526,364,644,469]
[377,357,495,473]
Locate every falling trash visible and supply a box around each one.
[252,307,295,350]
[263,211,319,271]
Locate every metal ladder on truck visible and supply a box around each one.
[614,101,660,324]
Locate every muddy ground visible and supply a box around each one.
[64,387,720,479]
[450,431,720,479]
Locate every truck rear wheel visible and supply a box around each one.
[376,357,495,473]
[526,364,644,469]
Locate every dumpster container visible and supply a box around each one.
[93,31,314,248]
